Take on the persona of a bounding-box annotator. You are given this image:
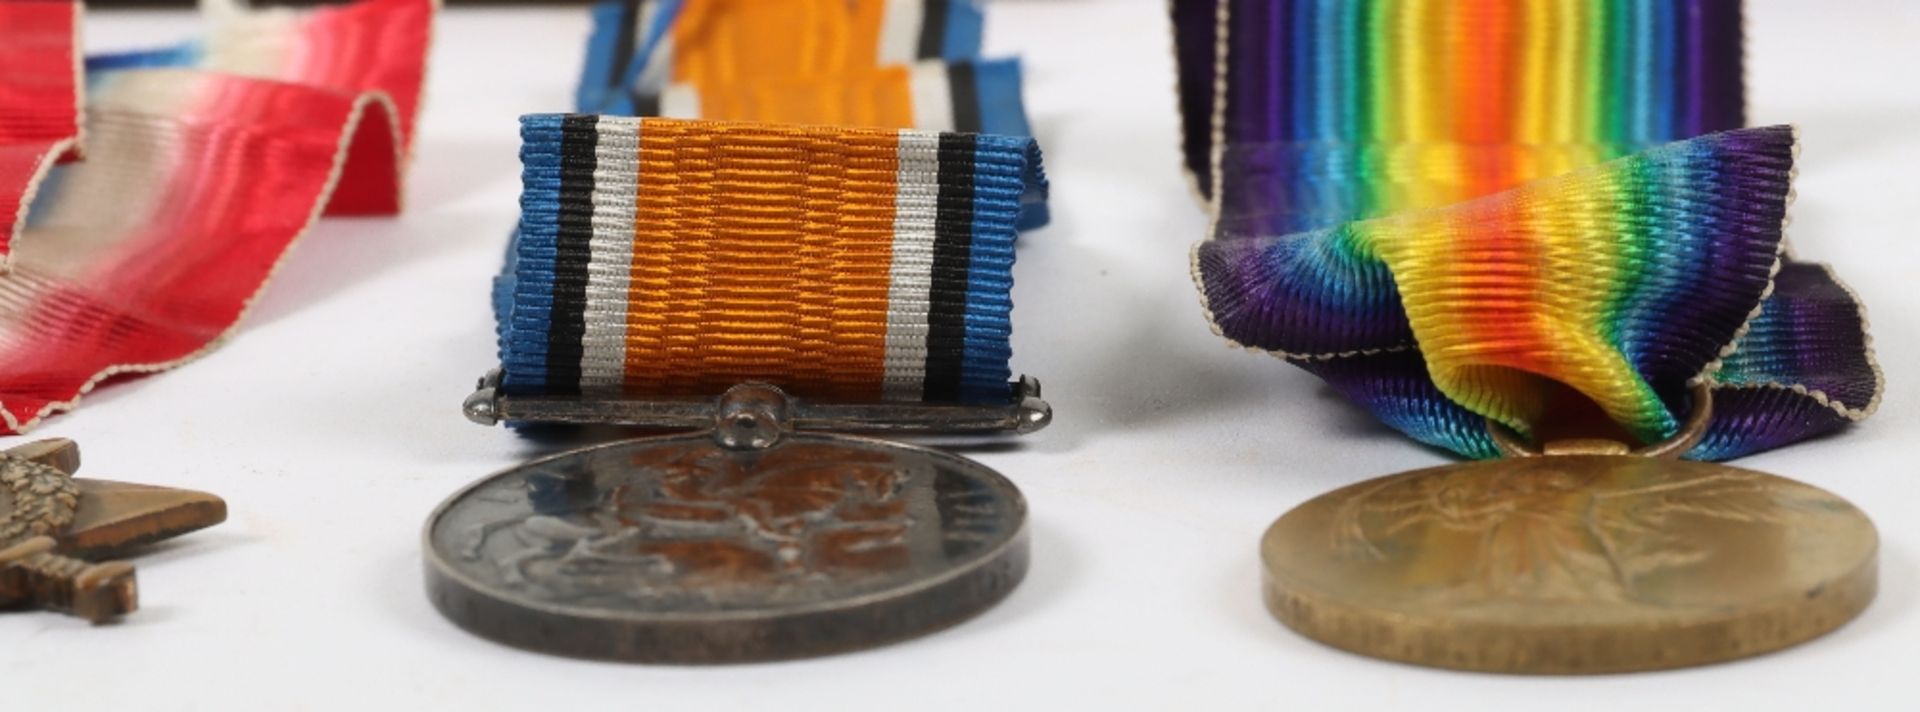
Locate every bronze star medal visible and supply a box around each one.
[0,439,226,623]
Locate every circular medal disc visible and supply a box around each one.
[425,432,1027,663]
[1261,456,1877,674]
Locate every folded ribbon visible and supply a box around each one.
[576,0,1031,135]
[0,0,434,434]
[1180,0,1880,460]
[495,116,1048,404]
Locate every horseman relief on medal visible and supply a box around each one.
[452,440,1007,609]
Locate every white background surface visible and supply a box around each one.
[4,1,1917,709]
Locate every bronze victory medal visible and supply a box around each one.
[425,432,1028,663]
[1261,455,1876,674]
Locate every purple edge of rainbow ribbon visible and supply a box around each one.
[1177,0,1879,461]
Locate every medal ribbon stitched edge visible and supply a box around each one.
[1177,0,1881,460]
[0,0,435,435]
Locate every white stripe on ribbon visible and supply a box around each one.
[632,20,675,96]
[657,84,702,118]
[907,61,955,132]
[876,0,926,66]
[882,130,942,401]
[579,116,640,393]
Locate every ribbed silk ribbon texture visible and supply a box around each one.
[575,0,1031,135]
[0,0,433,434]
[1178,0,1880,460]
[495,117,1048,405]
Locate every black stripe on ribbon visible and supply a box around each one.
[948,61,981,133]
[917,0,950,60]
[924,132,976,401]
[608,0,644,91]
[546,114,598,395]
[629,89,662,117]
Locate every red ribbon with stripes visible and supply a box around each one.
[0,0,434,434]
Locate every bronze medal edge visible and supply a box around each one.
[1257,460,1880,674]
[1260,556,1876,675]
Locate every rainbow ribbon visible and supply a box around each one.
[1179,0,1880,460]
[0,0,433,434]
[575,0,1030,136]
[496,117,1048,404]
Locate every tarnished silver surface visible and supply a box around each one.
[424,423,1028,663]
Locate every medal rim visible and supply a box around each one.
[422,430,1030,661]
[1259,456,1880,674]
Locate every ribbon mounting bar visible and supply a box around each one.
[464,371,1051,436]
